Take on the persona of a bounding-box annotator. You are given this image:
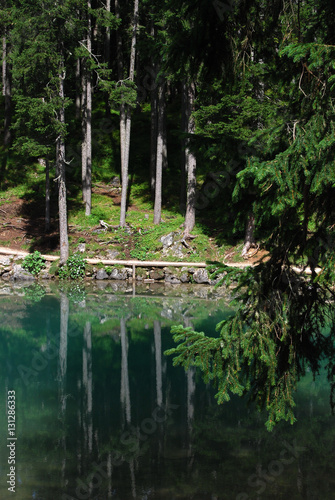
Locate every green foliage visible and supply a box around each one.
[22,251,46,276]
[167,256,335,431]
[58,253,86,280]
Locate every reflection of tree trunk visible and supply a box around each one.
[83,321,93,452]
[120,317,131,424]
[59,293,69,483]
[154,320,163,407]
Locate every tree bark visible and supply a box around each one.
[153,80,165,225]
[184,81,196,236]
[45,159,50,232]
[82,0,92,216]
[150,63,158,199]
[57,59,69,264]
[2,33,12,147]
[180,80,188,212]
[118,0,139,227]
[241,213,255,257]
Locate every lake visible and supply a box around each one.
[0,281,334,499]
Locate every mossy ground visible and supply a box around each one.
[0,160,265,264]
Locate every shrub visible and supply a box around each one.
[22,251,46,275]
[59,253,86,279]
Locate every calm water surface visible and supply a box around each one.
[0,282,334,500]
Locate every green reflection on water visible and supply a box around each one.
[0,282,334,500]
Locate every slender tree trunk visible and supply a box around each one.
[57,58,69,264]
[180,80,187,212]
[81,61,87,203]
[184,81,196,236]
[150,63,158,199]
[75,58,81,119]
[82,0,92,216]
[118,0,139,227]
[45,159,50,232]
[241,213,255,257]
[153,80,165,225]
[2,33,12,147]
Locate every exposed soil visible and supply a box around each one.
[0,186,268,265]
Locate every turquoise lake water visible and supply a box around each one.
[0,282,334,499]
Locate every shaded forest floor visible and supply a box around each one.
[0,163,267,265]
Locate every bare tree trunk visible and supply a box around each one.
[82,0,92,216]
[81,61,87,203]
[150,64,158,199]
[180,80,187,212]
[105,0,111,68]
[2,34,12,147]
[45,159,50,232]
[241,213,255,257]
[153,79,165,225]
[75,58,81,119]
[184,81,196,236]
[57,58,69,264]
[118,0,139,227]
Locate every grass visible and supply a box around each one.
[0,161,247,263]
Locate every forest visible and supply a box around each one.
[1,1,335,428]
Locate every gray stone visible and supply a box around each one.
[96,269,109,280]
[11,264,36,281]
[106,249,120,259]
[149,269,165,280]
[193,269,210,284]
[109,268,127,280]
[144,214,149,220]
[110,176,121,187]
[77,243,86,253]
[180,272,190,283]
[165,274,181,284]
[160,232,174,248]
[0,256,11,266]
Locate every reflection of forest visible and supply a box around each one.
[0,287,334,499]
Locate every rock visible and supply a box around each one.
[144,214,149,220]
[180,272,190,283]
[96,269,109,280]
[92,228,106,234]
[11,264,36,281]
[0,256,11,266]
[193,269,210,284]
[149,269,165,280]
[109,268,127,280]
[106,249,120,259]
[110,176,121,187]
[165,274,181,284]
[77,243,86,253]
[160,232,174,248]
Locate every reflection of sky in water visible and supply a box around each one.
[0,284,333,499]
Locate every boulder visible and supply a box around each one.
[109,268,127,280]
[96,269,109,280]
[11,264,35,281]
[193,269,210,284]
[149,269,165,280]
